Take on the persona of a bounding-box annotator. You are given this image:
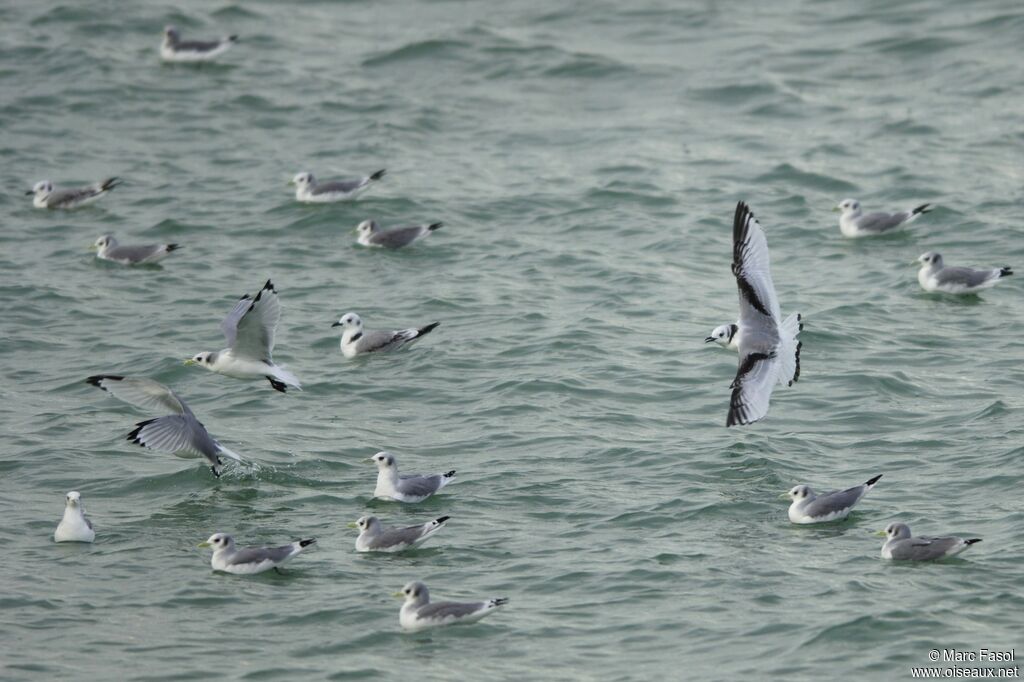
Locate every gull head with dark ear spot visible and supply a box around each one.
[918,251,943,268]
[705,324,735,346]
[787,485,812,500]
[836,198,860,215]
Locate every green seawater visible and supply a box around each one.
[1,0,1022,680]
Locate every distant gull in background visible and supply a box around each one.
[291,170,386,203]
[705,322,739,350]
[350,515,450,552]
[370,451,455,503]
[332,312,439,358]
[784,474,882,524]
[397,581,508,631]
[917,252,1012,294]
[27,178,121,209]
[54,491,95,543]
[161,25,237,62]
[91,235,180,265]
[86,375,243,477]
[356,219,443,249]
[198,533,316,574]
[722,202,802,427]
[835,198,931,238]
[878,523,981,561]
[185,279,302,393]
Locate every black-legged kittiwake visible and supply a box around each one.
[291,170,385,203]
[198,533,316,574]
[396,581,508,631]
[784,474,882,524]
[91,235,180,265]
[332,313,439,358]
[27,178,121,209]
[86,375,243,477]
[836,198,931,238]
[350,515,450,552]
[370,452,455,503]
[917,252,1012,294]
[185,279,301,393]
[878,523,981,561]
[54,491,95,543]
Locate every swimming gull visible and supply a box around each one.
[91,235,180,265]
[161,26,237,62]
[370,452,455,503]
[54,491,95,543]
[86,375,243,477]
[332,313,439,358]
[291,170,385,203]
[356,219,443,249]
[835,198,931,238]
[917,252,1012,294]
[784,474,882,524]
[198,533,316,574]
[723,201,802,427]
[350,515,450,552]
[27,178,120,209]
[878,523,981,561]
[397,581,508,631]
[185,279,301,393]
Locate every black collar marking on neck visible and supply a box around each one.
[349,332,363,343]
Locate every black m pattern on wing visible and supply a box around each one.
[732,201,772,317]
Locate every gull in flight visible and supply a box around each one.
[198,533,316,574]
[878,523,981,561]
[27,178,121,209]
[54,491,95,543]
[396,581,508,632]
[291,170,385,203]
[722,202,802,427]
[835,198,931,238]
[332,313,439,358]
[86,375,243,477]
[185,279,301,393]
[916,252,1012,294]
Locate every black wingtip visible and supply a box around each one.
[299,538,317,548]
[913,203,931,215]
[999,267,1013,277]
[965,538,982,545]
[263,279,275,292]
[428,222,443,231]
[126,418,156,444]
[418,322,440,336]
[865,474,883,486]
[228,35,239,42]
[86,374,123,389]
[166,243,181,252]
[369,169,386,181]
[435,516,451,524]
[443,470,456,478]
[101,177,122,191]
[788,341,802,387]
[267,376,287,393]
[492,598,510,607]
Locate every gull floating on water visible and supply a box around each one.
[332,313,439,358]
[370,451,455,503]
[350,515,450,552]
[397,581,508,632]
[161,25,237,62]
[835,198,931,238]
[784,474,882,524]
[91,234,180,265]
[356,219,443,249]
[185,279,301,393]
[27,178,120,209]
[86,375,243,477]
[54,491,95,543]
[291,170,385,203]
[878,522,981,561]
[198,533,316,574]
[916,252,1012,294]
[722,202,802,427]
